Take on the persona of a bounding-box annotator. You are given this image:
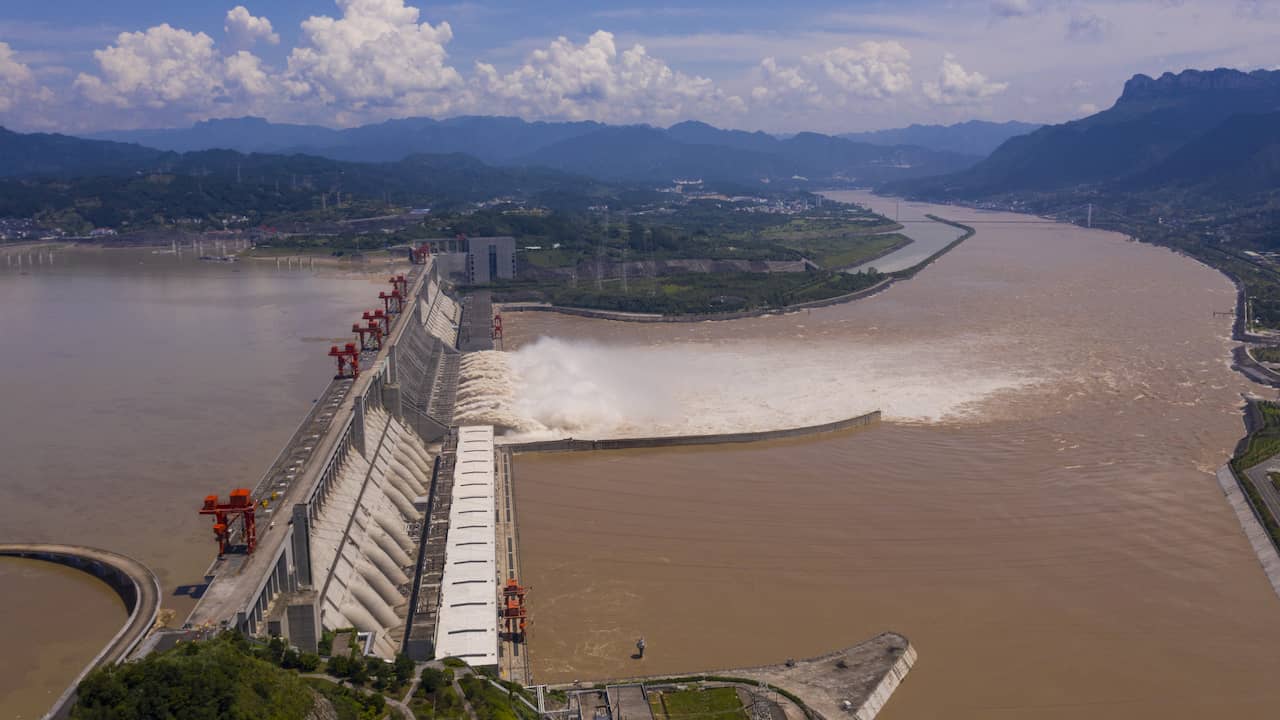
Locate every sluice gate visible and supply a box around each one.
[179,260,469,659]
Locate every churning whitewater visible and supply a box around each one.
[454,334,1042,439]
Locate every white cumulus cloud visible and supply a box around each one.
[922,55,1008,105]
[283,0,464,117]
[74,24,273,115]
[474,30,742,123]
[809,41,912,99]
[0,42,53,115]
[750,41,912,110]
[225,6,280,48]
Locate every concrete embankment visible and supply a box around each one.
[1215,466,1280,600]
[503,411,880,454]
[552,632,915,720]
[0,543,160,719]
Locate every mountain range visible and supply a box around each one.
[76,116,981,186]
[892,68,1280,199]
[839,120,1042,157]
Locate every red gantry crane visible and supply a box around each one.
[379,289,404,316]
[363,309,390,336]
[500,578,528,640]
[353,321,382,352]
[411,243,431,265]
[328,342,361,379]
[199,489,257,555]
[492,312,504,350]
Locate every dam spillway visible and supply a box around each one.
[180,259,468,659]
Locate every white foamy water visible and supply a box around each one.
[455,335,1041,439]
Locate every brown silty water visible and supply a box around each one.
[495,194,1280,718]
[0,247,393,716]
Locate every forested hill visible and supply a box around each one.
[0,128,613,228]
[839,120,1042,157]
[889,68,1280,199]
[80,115,981,186]
[0,127,172,178]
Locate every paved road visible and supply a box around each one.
[0,543,161,718]
[1243,460,1280,532]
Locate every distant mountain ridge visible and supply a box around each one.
[890,67,1280,198]
[839,120,1042,157]
[83,115,981,186]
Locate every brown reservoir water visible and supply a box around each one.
[0,248,389,717]
[502,194,1280,718]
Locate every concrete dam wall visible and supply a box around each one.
[181,260,468,660]
[503,411,881,454]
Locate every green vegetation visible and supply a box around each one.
[440,657,469,668]
[514,266,886,315]
[649,687,747,720]
[72,633,314,720]
[409,667,466,720]
[1253,346,1280,363]
[458,674,537,720]
[1229,400,1280,549]
[742,216,907,268]
[1269,471,1280,493]
[1235,401,1280,469]
[306,678,387,720]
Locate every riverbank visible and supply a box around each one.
[499,217,974,323]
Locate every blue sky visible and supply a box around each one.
[1,0,1277,134]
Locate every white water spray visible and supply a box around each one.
[455,335,1040,440]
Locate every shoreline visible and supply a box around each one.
[500,216,975,324]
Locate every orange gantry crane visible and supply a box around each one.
[500,578,529,640]
[492,312,504,350]
[363,309,390,336]
[199,489,257,555]
[328,342,361,379]
[379,289,404,316]
[353,321,383,352]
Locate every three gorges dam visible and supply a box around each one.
[34,249,882,719]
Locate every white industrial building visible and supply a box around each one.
[433,425,499,665]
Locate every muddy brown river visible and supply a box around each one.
[0,248,388,717]
[504,194,1280,718]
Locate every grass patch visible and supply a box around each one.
[305,678,387,720]
[503,267,886,315]
[1253,346,1280,364]
[754,217,910,269]
[650,687,747,720]
[458,675,537,720]
[1236,401,1280,469]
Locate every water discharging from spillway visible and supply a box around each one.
[456,333,1041,440]
[495,193,1280,720]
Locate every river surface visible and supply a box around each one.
[850,200,967,273]
[0,247,390,717]
[506,193,1280,718]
